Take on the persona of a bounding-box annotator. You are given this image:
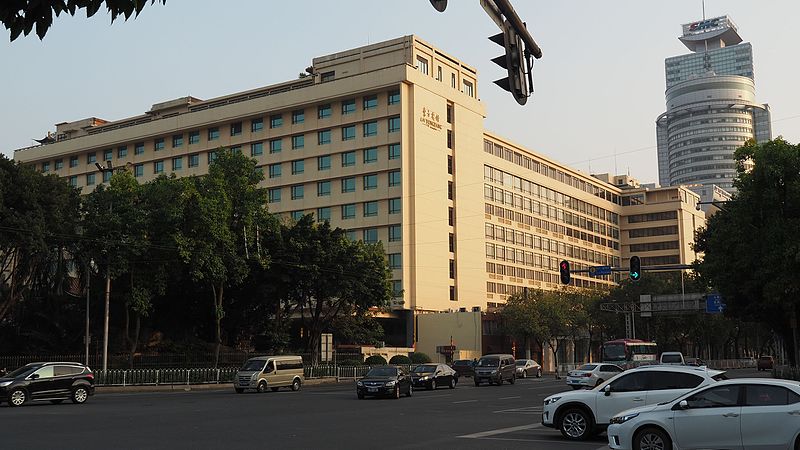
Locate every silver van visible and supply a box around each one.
[234,355,304,393]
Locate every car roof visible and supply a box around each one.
[628,364,723,376]
[481,354,514,358]
[248,355,302,361]
[27,362,87,366]
[714,378,800,388]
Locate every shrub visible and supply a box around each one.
[389,355,411,365]
[409,352,431,364]
[364,355,387,365]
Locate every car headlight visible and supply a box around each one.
[251,373,257,380]
[610,412,639,424]
[544,396,561,405]
[385,380,397,387]
[491,370,498,375]
[356,381,363,386]
[420,376,429,381]
[0,381,11,388]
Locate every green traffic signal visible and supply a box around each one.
[629,256,642,281]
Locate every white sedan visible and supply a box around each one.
[566,363,623,389]
[608,378,800,450]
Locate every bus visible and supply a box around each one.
[602,338,658,369]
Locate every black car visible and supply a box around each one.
[411,363,458,390]
[0,362,94,407]
[356,366,412,399]
[451,359,476,378]
[473,354,516,386]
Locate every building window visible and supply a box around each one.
[189,154,199,168]
[68,175,78,187]
[363,147,377,163]
[388,116,401,133]
[172,134,183,148]
[363,121,378,137]
[41,162,50,172]
[449,286,456,301]
[363,95,378,110]
[292,110,304,124]
[251,142,264,157]
[320,71,335,82]
[446,105,452,123]
[417,56,429,75]
[189,131,200,145]
[388,143,401,160]
[317,181,331,197]
[389,224,401,242]
[154,160,164,174]
[317,207,331,222]
[447,129,453,149]
[437,66,442,81]
[291,160,304,175]
[292,134,304,149]
[70,156,79,168]
[317,155,331,171]
[134,164,143,178]
[342,151,356,167]
[318,129,331,145]
[463,80,474,97]
[388,253,402,269]
[342,125,356,141]
[101,170,111,182]
[208,151,218,164]
[388,90,400,105]
[389,171,401,187]
[134,142,145,155]
[54,159,63,170]
[172,157,183,171]
[318,104,332,119]
[86,173,95,186]
[448,155,453,174]
[103,149,113,161]
[342,99,355,115]
[230,122,242,136]
[87,152,97,164]
[451,73,456,88]
[363,201,378,217]
[341,177,356,193]
[363,228,378,243]
[342,204,356,219]
[392,280,403,297]
[268,188,281,203]
[270,114,283,129]
[448,181,453,199]
[291,185,304,200]
[208,127,220,141]
[270,139,282,153]
[291,211,304,221]
[154,138,165,151]
[448,207,454,226]
[251,118,264,132]
[268,163,281,178]
[363,174,378,190]
[449,233,454,252]
[449,260,455,279]
[117,146,128,158]
[231,146,241,154]
[389,198,401,214]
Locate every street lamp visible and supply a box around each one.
[95,161,115,372]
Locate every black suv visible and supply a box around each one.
[473,354,516,386]
[0,362,95,407]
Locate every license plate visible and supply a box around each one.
[568,380,578,384]
[368,388,378,392]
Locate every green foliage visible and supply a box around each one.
[409,352,431,364]
[329,312,385,346]
[2,0,167,41]
[364,355,387,365]
[388,355,411,364]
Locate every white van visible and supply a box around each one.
[234,355,304,393]
[659,351,685,365]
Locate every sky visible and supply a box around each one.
[2,0,799,184]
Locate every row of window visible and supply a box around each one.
[266,173,400,202]
[486,263,614,287]
[486,223,618,267]
[669,145,740,161]
[668,134,749,152]
[670,153,733,169]
[283,219,402,245]
[280,198,402,220]
[668,125,753,144]
[628,225,679,238]
[415,55,475,98]
[487,276,609,295]
[627,211,678,224]
[629,240,680,253]
[668,116,752,133]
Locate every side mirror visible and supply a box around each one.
[29,373,40,380]
[672,400,689,411]
[603,384,612,396]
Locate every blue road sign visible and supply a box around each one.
[706,293,725,313]
[589,265,612,276]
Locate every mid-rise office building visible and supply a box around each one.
[13,36,704,347]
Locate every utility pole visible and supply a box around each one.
[85,260,91,366]
[95,161,114,372]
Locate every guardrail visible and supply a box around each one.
[774,365,800,381]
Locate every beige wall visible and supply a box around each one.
[416,311,482,362]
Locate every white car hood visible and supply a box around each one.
[614,403,662,418]
[544,388,598,403]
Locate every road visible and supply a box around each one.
[0,368,770,450]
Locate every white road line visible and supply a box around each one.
[458,423,542,438]
[452,399,478,404]
[464,436,604,446]
[499,396,521,400]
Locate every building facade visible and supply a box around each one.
[13,36,704,349]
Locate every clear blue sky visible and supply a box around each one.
[2,0,798,184]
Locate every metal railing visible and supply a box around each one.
[774,365,800,381]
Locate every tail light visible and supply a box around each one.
[86,372,95,380]
[583,373,592,378]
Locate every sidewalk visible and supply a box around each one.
[96,377,348,394]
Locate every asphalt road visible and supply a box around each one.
[0,368,771,450]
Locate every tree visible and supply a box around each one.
[695,138,800,365]
[2,0,166,41]
[501,288,547,360]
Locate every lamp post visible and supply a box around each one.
[95,161,114,372]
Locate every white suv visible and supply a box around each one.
[542,365,726,441]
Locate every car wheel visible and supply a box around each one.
[633,427,671,450]
[521,370,527,378]
[536,368,542,378]
[595,379,604,387]
[559,408,592,441]
[50,399,64,404]
[234,388,244,394]
[497,376,503,386]
[430,379,436,390]
[571,385,582,390]
[8,388,26,407]
[71,386,89,404]
[509,374,516,385]
[257,381,267,393]
[394,386,400,399]
[474,379,480,387]
[357,392,364,399]
[449,377,456,389]
[270,386,280,392]
[291,378,301,392]
[406,385,413,397]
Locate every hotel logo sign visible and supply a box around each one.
[419,107,442,131]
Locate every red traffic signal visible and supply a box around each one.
[559,260,571,285]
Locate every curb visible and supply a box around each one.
[96,377,348,394]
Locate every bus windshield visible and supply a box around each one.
[603,344,627,361]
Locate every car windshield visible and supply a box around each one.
[453,360,470,366]
[603,344,626,361]
[6,364,40,378]
[241,359,266,371]
[366,367,397,377]
[477,357,499,367]
[413,365,436,374]
[578,364,597,371]
[515,360,527,366]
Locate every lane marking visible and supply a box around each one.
[494,406,543,414]
[458,423,542,438]
[499,396,521,400]
[464,436,605,446]
[452,399,478,404]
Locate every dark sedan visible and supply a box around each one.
[0,361,94,407]
[411,363,458,390]
[356,366,412,399]
[451,359,475,378]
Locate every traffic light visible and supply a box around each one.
[559,260,571,285]
[489,20,529,105]
[629,256,642,282]
[429,0,447,12]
